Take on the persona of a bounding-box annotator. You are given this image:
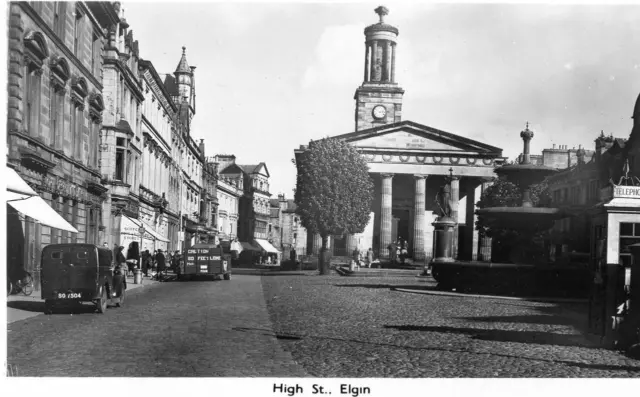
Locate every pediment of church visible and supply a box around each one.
[336,120,502,155]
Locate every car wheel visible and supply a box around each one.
[116,288,125,308]
[223,273,231,281]
[97,286,108,314]
[44,299,54,315]
[7,280,12,296]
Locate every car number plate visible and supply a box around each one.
[57,292,81,299]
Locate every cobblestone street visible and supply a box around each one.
[261,273,640,377]
[7,272,640,377]
[7,275,306,377]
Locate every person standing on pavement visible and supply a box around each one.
[141,250,149,277]
[155,249,166,281]
[366,248,374,268]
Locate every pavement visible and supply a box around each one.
[6,275,159,324]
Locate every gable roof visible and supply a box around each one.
[333,120,503,156]
[219,163,244,175]
[238,162,270,178]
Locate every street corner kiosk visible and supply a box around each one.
[180,243,232,280]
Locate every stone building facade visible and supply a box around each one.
[99,5,145,250]
[6,3,224,283]
[294,7,504,263]
[270,194,308,259]
[237,163,271,242]
[212,155,242,242]
[6,1,116,289]
[137,59,176,252]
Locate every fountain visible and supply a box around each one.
[476,122,561,234]
[430,123,588,296]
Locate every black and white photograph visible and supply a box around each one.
[3,0,640,393]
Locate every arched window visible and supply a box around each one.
[23,30,49,138]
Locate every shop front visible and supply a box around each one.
[119,215,170,253]
[6,167,80,291]
[254,239,281,265]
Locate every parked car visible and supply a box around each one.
[41,244,126,314]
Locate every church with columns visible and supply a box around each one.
[294,6,506,262]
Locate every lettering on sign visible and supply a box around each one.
[614,186,640,198]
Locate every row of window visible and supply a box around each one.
[29,2,102,77]
[551,179,600,205]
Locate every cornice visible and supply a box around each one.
[9,130,101,178]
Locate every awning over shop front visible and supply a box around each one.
[6,167,78,233]
[254,239,280,253]
[240,241,261,252]
[120,215,169,242]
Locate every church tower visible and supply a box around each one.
[354,6,405,131]
[174,46,196,120]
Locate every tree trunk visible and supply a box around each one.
[319,235,330,275]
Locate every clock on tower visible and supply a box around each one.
[354,6,405,131]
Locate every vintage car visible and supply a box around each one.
[177,243,231,281]
[41,244,126,314]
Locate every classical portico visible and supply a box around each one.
[333,121,503,262]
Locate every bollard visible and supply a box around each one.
[349,260,356,272]
[133,268,143,285]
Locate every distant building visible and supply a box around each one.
[519,144,595,169]
[213,155,242,242]
[270,194,308,259]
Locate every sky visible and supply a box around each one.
[123,1,640,198]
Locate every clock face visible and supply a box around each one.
[372,105,387,120]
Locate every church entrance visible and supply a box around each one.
[392,209,411,256]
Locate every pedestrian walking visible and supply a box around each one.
[141,250,149,277]
[352,247,361,268]
[155,249,166,281]
[366,248,374,268]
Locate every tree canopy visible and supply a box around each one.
[294,138,374,274]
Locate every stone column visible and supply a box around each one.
[379,173,393,259]
[364,43,370,82]
[463,181,481,261]
[450,176,460,259]
[372,40,379,81]
[390,43,396,83]
[478,180,493,261]
[413,175,427,262]
[312,233,322,255]
[385,40,392,82]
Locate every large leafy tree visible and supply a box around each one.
[476,177,551,263]
[294,138,374,274]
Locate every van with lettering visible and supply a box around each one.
[177,243,232,281]
[40,244,126,314]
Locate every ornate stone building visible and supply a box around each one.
[294,7,505,262]
[212,155,242,243]
[98,4,146,248]
[135,58,177,252]
[6,2,115,288]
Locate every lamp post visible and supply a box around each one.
[138,225,145,253]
